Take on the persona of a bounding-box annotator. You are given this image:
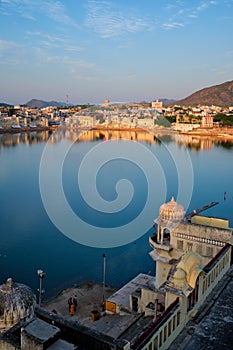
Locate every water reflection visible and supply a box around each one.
[1,128,233,297]
[0,128,233,151]
[0,131,50,148]
[70,129,233,151]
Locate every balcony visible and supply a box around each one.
[149,234,172,252]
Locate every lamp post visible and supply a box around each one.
[103,253,106,288]
[102,254,106,309]
[37,269,45,307]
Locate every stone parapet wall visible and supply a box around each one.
[172,222,232,244]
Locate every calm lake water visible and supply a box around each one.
[0,129,233,299]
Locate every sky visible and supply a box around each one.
[0,0,233,105]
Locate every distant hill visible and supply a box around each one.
[139,99,176,105]
[160,98,176,105]
[176,80,233,107]
[0,102,13,107]
[24,99,66,108]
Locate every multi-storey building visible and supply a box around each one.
[0,198,232,350]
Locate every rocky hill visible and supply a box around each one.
[176,80,233,107]
[24,99,66,108]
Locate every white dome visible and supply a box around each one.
[155,196,185,227]
[0,278,36,330]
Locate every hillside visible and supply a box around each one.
[160,98,176,105]
[176,80,233,107]
[0,102,13,107]
[24,99,66,108]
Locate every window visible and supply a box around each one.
[164,325,167,342]
[187,242,193,251]
[173,316,176,330]
[196,244,202,255]
[159,331,163,347]
[177,311,181,326]
[177,240,183,250]
[202,279,206,294]
[154,336,158,350]
[168,320,172,336]
[206,246,213,257]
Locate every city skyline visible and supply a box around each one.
[0,0,233,105]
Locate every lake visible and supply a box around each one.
[0,129,233,299]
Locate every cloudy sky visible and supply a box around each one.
[0,0,232,104]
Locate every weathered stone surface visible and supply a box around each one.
[0,278,36,330]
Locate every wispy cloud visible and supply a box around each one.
[43,1,78,27]
[0,0,78,27]
[26,31,83,52]
[85,0,153,38]
[32,48,95,72]
[162,0,218,30]
[0,38,29,65]
[27,31,68,44]
[0,39,21,51]
[225,50,233,57]
[162,22,184,30]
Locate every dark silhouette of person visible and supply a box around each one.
[68,297,72,312]
[73,295,77,311]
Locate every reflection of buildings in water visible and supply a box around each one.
[173,133,214,151]
[0,131,51,148]
[77,129,158,144]
[199,138,213,150]
[0,129,233,151]
[0,133,21,148]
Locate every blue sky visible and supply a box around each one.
[0,0,232,104]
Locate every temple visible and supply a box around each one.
[0,197,232,350]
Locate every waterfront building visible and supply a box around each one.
[0,198,232,349]
[172,123,200,132]
[137,118,155,128]
[104,197,232,349]
[76,115,96,128]
[152,100,163,113]
[104,99,110,108]
[201,115,214,128]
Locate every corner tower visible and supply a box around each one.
[149,196,186,288]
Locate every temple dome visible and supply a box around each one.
[0,278,36,331]
[155,196,185,227]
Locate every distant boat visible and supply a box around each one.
[11,125,21,129]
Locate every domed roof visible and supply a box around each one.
[177,251,203,289]
[155,196,185,228]
[172,268,187,289]
[173,268,186,281]
[0,278,36,330]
